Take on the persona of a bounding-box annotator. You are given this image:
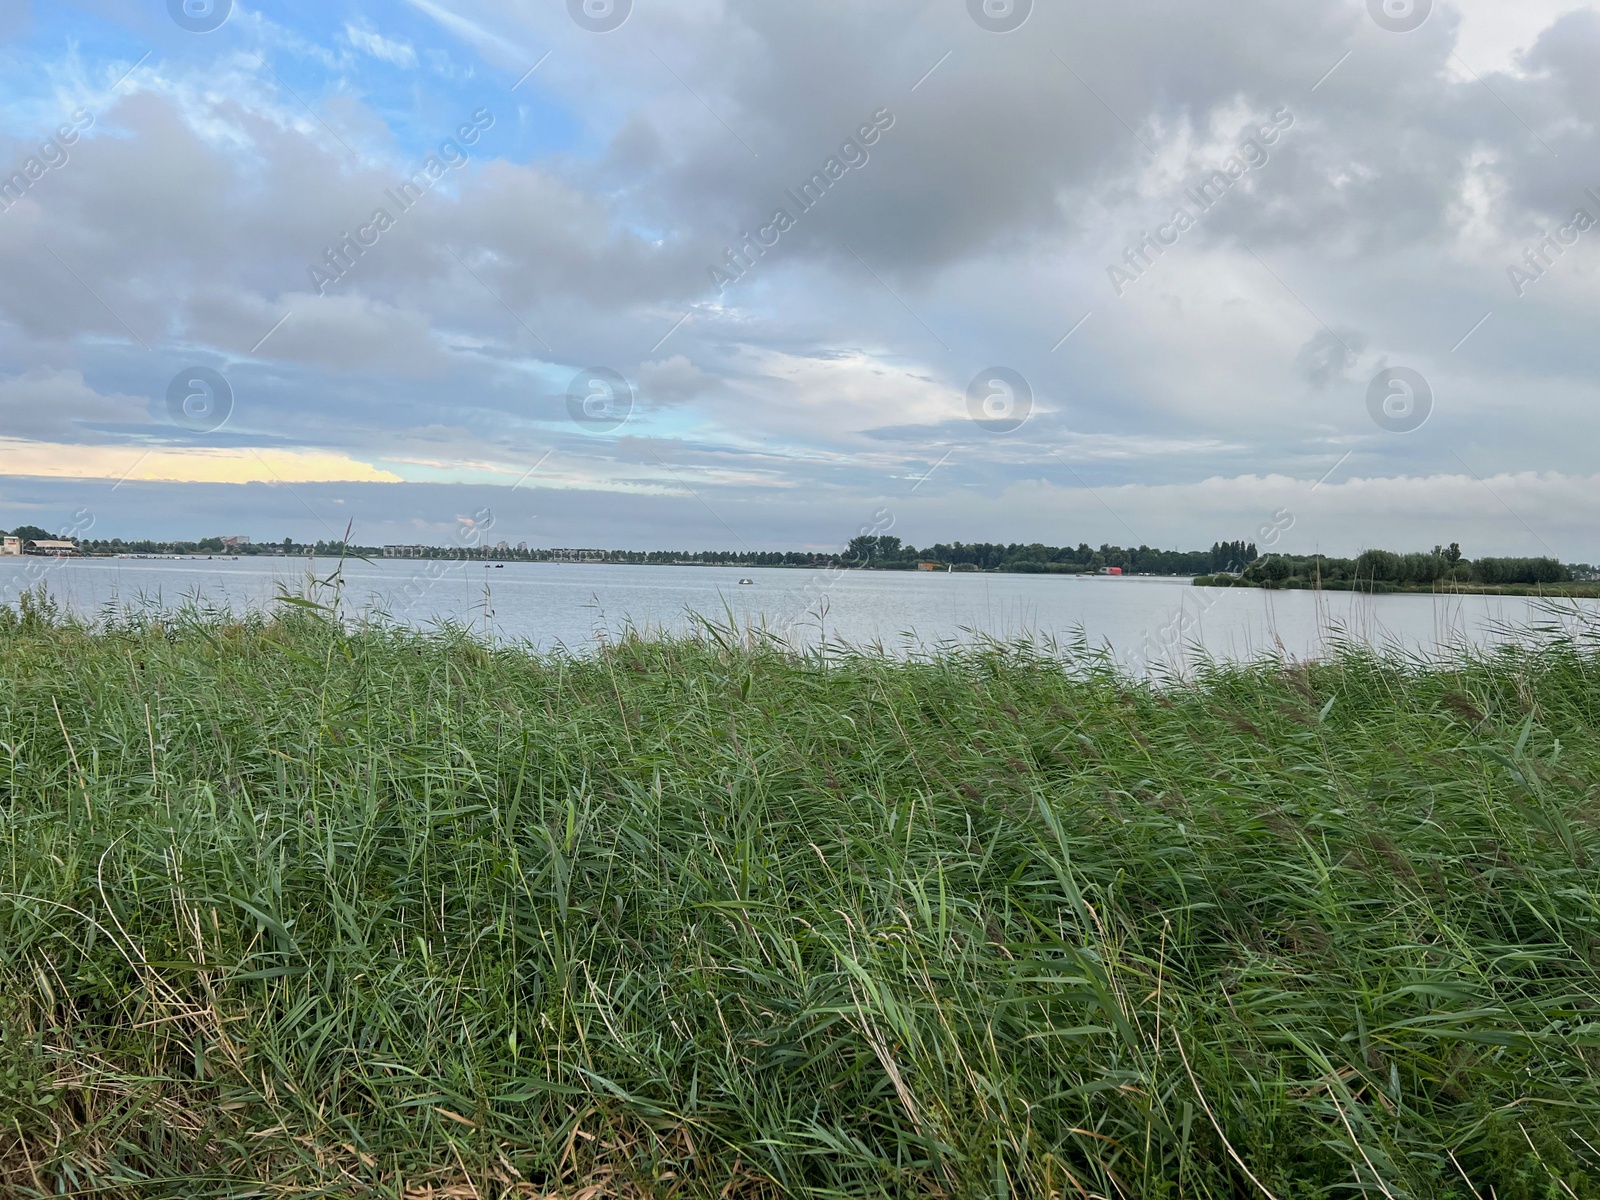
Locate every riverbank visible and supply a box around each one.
[1193,573,1600,598]
[2,604,1596,1197]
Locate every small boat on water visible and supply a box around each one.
[738,577,754,585]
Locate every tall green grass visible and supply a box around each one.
[1,593,1597,1197]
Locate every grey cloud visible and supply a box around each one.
[0,369,150,441]
[638,355,720,406]
[1295,328,1366,389]
[186,290,447,377]
[0,86,698,378]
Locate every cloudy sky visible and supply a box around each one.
[0,0,1597,558]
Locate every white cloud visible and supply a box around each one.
[344,23,419,69]
[1450,0,1600,75]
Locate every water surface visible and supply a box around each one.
[4,555,1593,671]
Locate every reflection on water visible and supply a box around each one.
[3,555,1596,672]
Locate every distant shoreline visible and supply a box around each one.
[1194,574,1600,599]
[47,553,1181,578]
[26,556,1600,598]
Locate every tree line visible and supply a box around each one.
[7,531,1259,574]
[7,526,1594,585]
[835,537,1258,575]
[1206,543,1590,590]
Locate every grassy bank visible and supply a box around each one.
[1192,575,1600,598]
[1,598,1597,1197]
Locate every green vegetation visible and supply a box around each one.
[822,536,1260,576]
[18,522,1600,588]
[3,525,54,544]
[1196,544,1600,596]
[39,531,1262,577]
[2,591,1598,1197]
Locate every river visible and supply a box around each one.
[3,555,1594,672]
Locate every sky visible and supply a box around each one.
[0,0,1597,558]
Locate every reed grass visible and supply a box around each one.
[1,593,1597,1197]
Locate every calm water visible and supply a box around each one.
[4,555,1595,671]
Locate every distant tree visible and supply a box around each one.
[1399,551,1448,585]
[1473,556,1570,585]
[1355,549,1401,582]
[9,524,53,543]
[844,534,877,565]
[1211,540,1254,573]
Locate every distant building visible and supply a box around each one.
[220,535,250,548]
[26,539,78,556]
[551,548,606,563]
[917,561,940,571]
[1,536,20,556]
[383,544,430,558]
[516,541,528,552]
